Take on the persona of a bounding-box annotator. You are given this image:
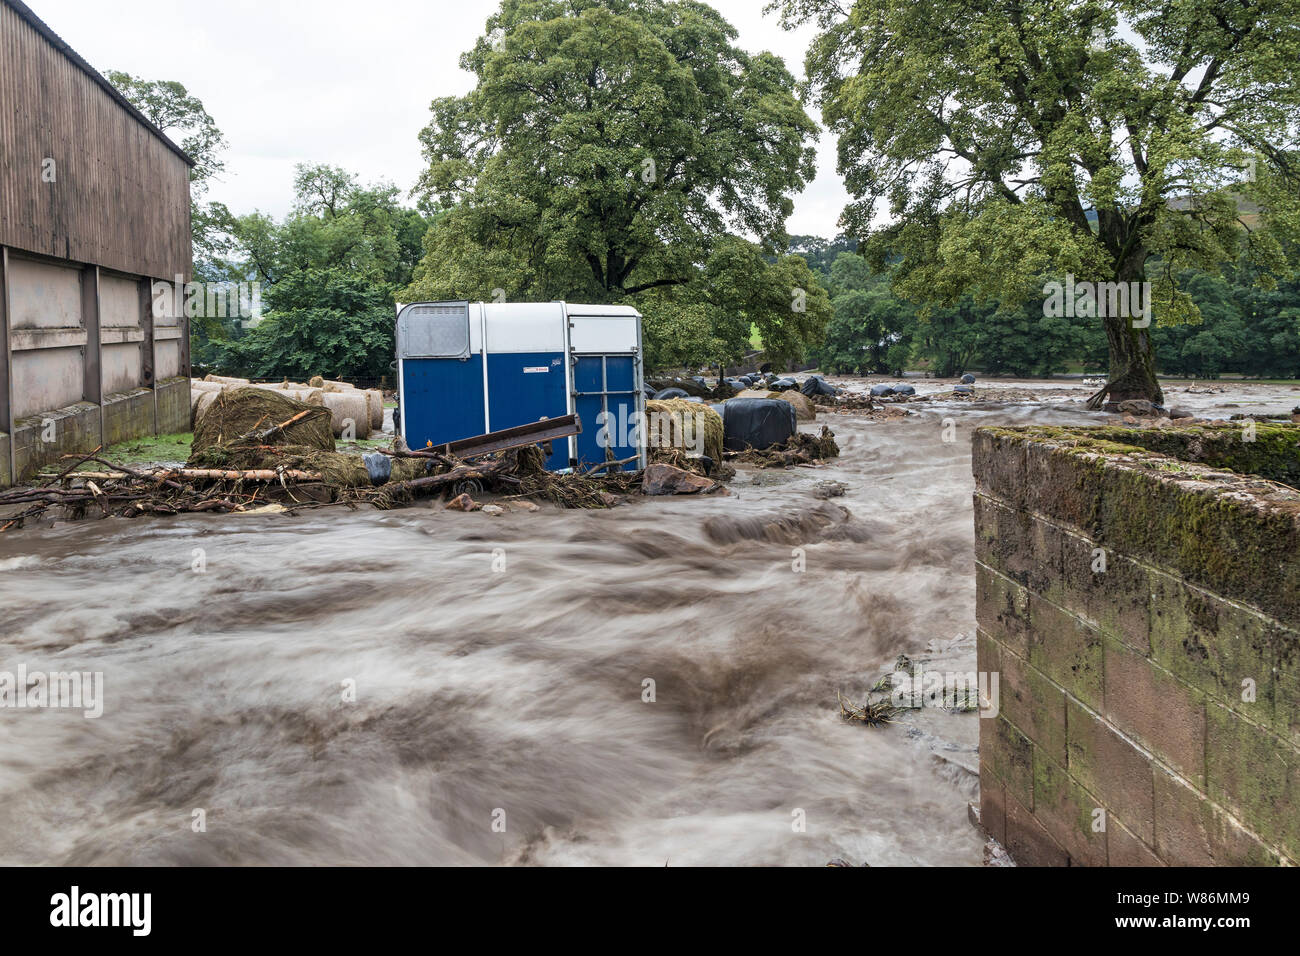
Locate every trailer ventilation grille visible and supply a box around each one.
[398,302,471,359]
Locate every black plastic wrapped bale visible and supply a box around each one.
[893,383,916,395]
[722,398,798,451]
[653,387,690,400]
[800,376,838,397]
[870,384,896,397]
[363,452,392,485]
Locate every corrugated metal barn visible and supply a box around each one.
[0,0,193,485]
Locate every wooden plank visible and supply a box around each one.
[0,246,14,484]
[430,414,582,459]
[0,2,190,279]
[80,263,102,444]
[139,275,157,432]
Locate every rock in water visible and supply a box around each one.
[641,463,715,495]
[1116,399,1164,417]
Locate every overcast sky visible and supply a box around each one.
[36,0,851,238]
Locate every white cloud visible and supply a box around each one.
[36,0,849,236]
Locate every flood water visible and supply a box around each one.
[0,379,1292,865]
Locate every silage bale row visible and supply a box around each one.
[321,391,372,439]
[191,379,379,437]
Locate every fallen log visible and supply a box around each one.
[580,454,641,476]
[51,467,323,482]
[169,468,320,481]
[378,458,514,498]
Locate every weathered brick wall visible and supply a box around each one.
[973,424,1300,866]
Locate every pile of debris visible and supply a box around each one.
[1,390,731,530]
[727,425,840,468]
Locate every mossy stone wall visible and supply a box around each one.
[974,424,1300,866]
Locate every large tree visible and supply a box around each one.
[406,0,832,368]
[776,0,1300,405]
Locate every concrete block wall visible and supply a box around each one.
[0,249,189,485]
[973,424,1300,866]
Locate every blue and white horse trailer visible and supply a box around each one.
[395,300,646,472]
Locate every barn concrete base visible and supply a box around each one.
[1,376,189,486]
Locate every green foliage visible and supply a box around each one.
[406,0,828,369]
[1157,270,1300,378]
[813,252,914,373]
[217,269,396,381]
[198,165,430,378]
[800,240,1298,381]
[775,0,1300,399]
[234,165,429,288]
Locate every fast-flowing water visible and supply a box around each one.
[0,379,1291,865]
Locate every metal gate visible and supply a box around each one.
[572,353,639,470]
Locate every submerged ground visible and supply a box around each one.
[0,378,1294,865]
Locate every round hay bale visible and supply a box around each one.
[322,379,355,391]
[645,398,723,463]
[321,391,371,438]
[308,375,325,388]
[190,379,223,392]
[777,389,817,422]
[280,388,324,406]
[203,374,250,384]
[192,386,334,455]
[191,388,221,427]
[366,389,384,430]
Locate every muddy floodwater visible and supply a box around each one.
[1,379,1295,865]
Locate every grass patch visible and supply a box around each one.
[335,437,393,455]
[102,432,192,466]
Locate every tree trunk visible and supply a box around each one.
[1086,260,1163,409]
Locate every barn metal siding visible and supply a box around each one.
[0,0,194,484]
[0,0,193,280]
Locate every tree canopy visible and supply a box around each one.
[405,0,832,367]
[775,0,1300,404]
[197,164,430,380]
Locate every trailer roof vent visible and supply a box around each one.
[398,301,471,359]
